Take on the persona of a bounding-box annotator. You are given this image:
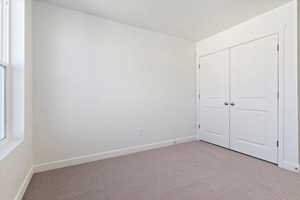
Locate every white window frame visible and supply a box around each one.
[0,0,10,144]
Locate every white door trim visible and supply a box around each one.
[197,31,284,168]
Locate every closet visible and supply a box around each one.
[198,34,278,164]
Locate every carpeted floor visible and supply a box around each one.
[23,141,300,200]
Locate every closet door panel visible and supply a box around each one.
[199,50,230,148]
[230,35,278,163]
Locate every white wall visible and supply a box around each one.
[197,0,299,171]
[0,0,33,200]
[298,0,300,163]
[32,1,196,167]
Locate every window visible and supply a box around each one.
[0,0,9,141]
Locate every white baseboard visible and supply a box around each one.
[280,161,300,173]
[14,167,33,200]
[34,136,196,173]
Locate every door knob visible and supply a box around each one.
[230,102,235,106]
[224,102,229,106]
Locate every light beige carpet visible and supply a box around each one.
[23,141,300,200]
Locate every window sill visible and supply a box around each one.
[0,137,24,160]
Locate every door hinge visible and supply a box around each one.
[198,124,201,129]
[276,140,279,147]
[198,64,200,69]
[277,91,279,99]
[198,94,200,99]
[277,44,279,52]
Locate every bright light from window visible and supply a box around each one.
[0,0,9,141]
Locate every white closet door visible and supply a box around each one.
[230,35,278,163]
[199,50,230,148]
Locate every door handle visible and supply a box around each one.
[224,102,229,106]
[230,102,235,106]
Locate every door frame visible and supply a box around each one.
[197,31,284,167]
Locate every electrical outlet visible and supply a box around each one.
[137,128,144,136]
